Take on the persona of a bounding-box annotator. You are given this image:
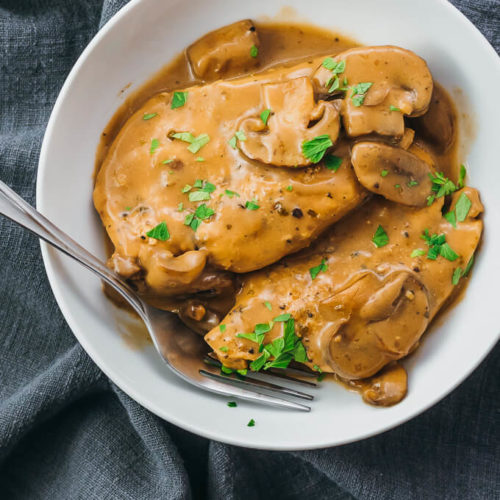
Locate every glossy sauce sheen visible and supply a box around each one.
[95,22,482,406]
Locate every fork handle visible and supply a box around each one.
[0,180,146,318]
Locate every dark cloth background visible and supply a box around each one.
[0,1,498,498]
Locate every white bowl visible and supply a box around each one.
[37,0,500,450]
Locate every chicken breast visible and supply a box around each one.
[205,188,483,384]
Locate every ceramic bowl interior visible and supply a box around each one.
[37,0,500,449]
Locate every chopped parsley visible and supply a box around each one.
[452,255,475,285]
[250,45,259,58]
[184,204,214,231]
[351,82,373,106]
[302,135,333,163]
[227,401,237,407]
[444,192,471,228]
[185,180,216,202]
[324,154,342,171]
[245,199,260,210]
[372,225,389,247]
[229,130,247,149]
[407,180,419,187]
[381,169,389,177]
[171,91,188,109]
[260,109,272,125]
[452,267,462,285]
[150,138,160,154]
[243,315,308,372]
[421,229,459,261]
[286,185,293,192]
[219,324,226,333]
[195,204,215,219]
[247,419,255,427]
[177,202,184,212]
[411,248,426,258]
[143,112,157,120]
[188,190,210,202]
[395,184,401,189]
[273,314,291,322]
[219,346,228,353]
[389,105,401,112]
[309,258,328,280]
[458,164,467,188]
[196,157,204,162]
[444,211,457,228]
[224,189,240,198]
[146,221,170,241]
[322,58,345,74]
[162,159,173,164]
[455,192,472,222]
[171,132,210,154]
[264,301,272,311]
[429,172,457,199]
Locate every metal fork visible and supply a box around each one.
[0,180,315,411]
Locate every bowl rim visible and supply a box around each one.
[36,0,500,450]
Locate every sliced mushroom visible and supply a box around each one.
[187,20,260,81]
[414,83,456,153]
[349,362,408,406]
[238,77,340,167]
[313,46,433,137]
[321,272,429,380]
[351,142,434,206]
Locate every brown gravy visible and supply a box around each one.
[94,21,482,407]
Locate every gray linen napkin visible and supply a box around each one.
[0,1,498,498]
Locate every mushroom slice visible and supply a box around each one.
[239,77,340,167]
[313,46,433,137]
[187,20,260,80]
[414,84,456,153]
[351,142,433,206]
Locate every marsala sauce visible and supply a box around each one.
[95,22,475,405]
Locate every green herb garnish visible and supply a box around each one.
[458,164,467,188]
[162,159,173,164]
[227,401,237,407]
[324,154,342,171]
[260,109,272,125]
[146,221,170,241]
[351,82,373,106]
[143,112,157,120]
[429,172,457,198]
[273,314,291,322]
[220,346,229,353]
[302,135,333,163]
[407,180,419,187]
[171,91,188,109]
[389,105,401,112]
[171,132,210,154]
[381,169,389,177]
[224,189,240,198]
[150,138,160,154]
[188,190,210,202]
[247,419,255,427]
[250,45,258,58]
[177,202,184,212]
[219,324,226,333]
[455,192,472,222]
[245,200,260,210]
[372,225,389,248]
[309,258,328,280]
[264,301,272,311]
[286,185,293,192]
[195,204,215,219]
[411,248,426,258]
[421,229,459,261]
